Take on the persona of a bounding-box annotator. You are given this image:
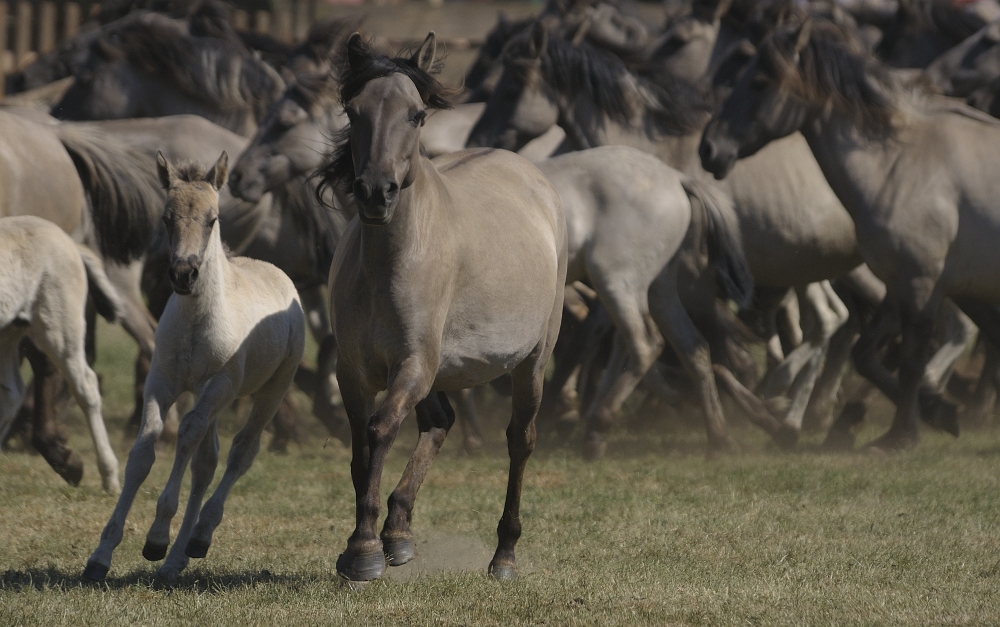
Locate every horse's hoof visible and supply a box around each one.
[142,540,168,561]
[706,436,740,459]
[865,431,918,454]
[774,424,800,451]
[185,538,210,559]
[82,561,109,582]
[336,546,385,581]
[582,436,606,461]
[383,536,416,566]
[487,561,518,581]
[463,436,484,455]
[56,451,85,487]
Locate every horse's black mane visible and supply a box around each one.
[761,21,896,138]
[507,28,710,137]
[316,35,454,206]
[286,71,339,113]
[93,18,284,122]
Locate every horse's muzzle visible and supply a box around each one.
[169,258,200,295]
[353,178,398,225]
[698,136,737,180]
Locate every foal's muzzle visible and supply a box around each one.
[169,257,201,295]
[353,177,399,225]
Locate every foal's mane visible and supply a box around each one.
[759,21,898,138]
[94,19,285,122]
[316,35,455,206]
[506,28,710,137]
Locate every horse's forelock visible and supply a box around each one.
[338,37,454,110]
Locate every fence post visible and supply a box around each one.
[0,1,7,97]
[14,1,30,68]
[293,0,309,42]
[253,10,270,35]
[232,8,248,31]
[39,1,56,54]
[64,2,81,40]
[274,9,292,43]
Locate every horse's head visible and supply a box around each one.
[467,22,561,151]
[52,32,137,120]
[321,31,452,226]
[700,20,815,179]
[157,151,228,295]
[229,74,346,203]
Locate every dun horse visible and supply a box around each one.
[0,217,124,494]
[84,152,305,582]
[700,20,1000,449]
[324,33,566,582]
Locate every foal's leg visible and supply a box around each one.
[83,371,178,581]
[0,336,26,447]
[381,391,456,565]
[144,375,237,570]
[155,421,220,579]
[186,359,299,561]
[21,341,84,485]
[337,359,432,582]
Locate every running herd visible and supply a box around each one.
[2,0,1000,584]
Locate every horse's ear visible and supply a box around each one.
[529,21,548,59]
[497,11,509,26]
[413,32,437,73]
[156,151,175,189]
[346,32,367,72]
[206,151,228,191]
[793,19,812,57]
[571,15,592,46]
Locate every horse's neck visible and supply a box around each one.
[561,95,703,175]
[800,114,907,223]
[179,227,230,318]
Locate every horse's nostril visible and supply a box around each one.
[353,179,370,202]
[699,140,715,163]
[190,268,199,281]
[384,181,399,197]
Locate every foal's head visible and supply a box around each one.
[321,32,453,225]
[156,151,229,295]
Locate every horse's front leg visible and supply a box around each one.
[381,391,456,566]
[337,359,432,582]
[83,372,178,581]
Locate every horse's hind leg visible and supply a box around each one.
[84,371,178,581]
[156,421,219,580]
[450,389,482,453]
[21,341,84,486]
[144,375,236,578]
[186,360,298,562]
[381,391,456,566]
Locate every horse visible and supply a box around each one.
[51,16,285,136]
[0,217,124,493]
[466,22,860,448]
[700,19,1000,450]
[83,151,306,582]
[323,33,565,582]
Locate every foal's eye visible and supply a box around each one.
[411,110,427,127]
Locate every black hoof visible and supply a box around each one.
[142,540,168,561]
[487,561,518,581]
[336,546,385,582]
[185,538,210,559]
[82,560,109,581]
[920,393,959,437]
[383,536,416,567]
[774,424,800,451]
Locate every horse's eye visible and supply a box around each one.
[411,110,427,127]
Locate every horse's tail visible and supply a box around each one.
[681,177,754,309]
[76,244,126,323]
[54,124,163,264]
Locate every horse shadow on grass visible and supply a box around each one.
[1,566,319,593]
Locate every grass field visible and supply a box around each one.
[2,320,1000,626]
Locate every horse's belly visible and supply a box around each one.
[433,342,537,390]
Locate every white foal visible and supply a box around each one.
[83,152,305,582]
[0,216,122,493]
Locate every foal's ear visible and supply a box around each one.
[413,32,437,73]
[529,21,548,59]
[206,151,229,191]
[792,19,812,57]
[156,151,176,189]
[347,32,367,72]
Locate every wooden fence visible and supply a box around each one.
[0,0,320,95]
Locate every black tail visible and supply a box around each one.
[681,177,754,309]
[55,124,164,263]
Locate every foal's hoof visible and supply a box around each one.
[82,560,109,582]
[336,546,386,582]
[582,436,606,461]
[185,538,210,559]
[487,561,518,581]
[774,424,800,451]
[142,540,168,561]
[383,536,416,567]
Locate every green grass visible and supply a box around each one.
[2,320,1000,625]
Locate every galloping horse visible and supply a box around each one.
[325,33,566,582]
